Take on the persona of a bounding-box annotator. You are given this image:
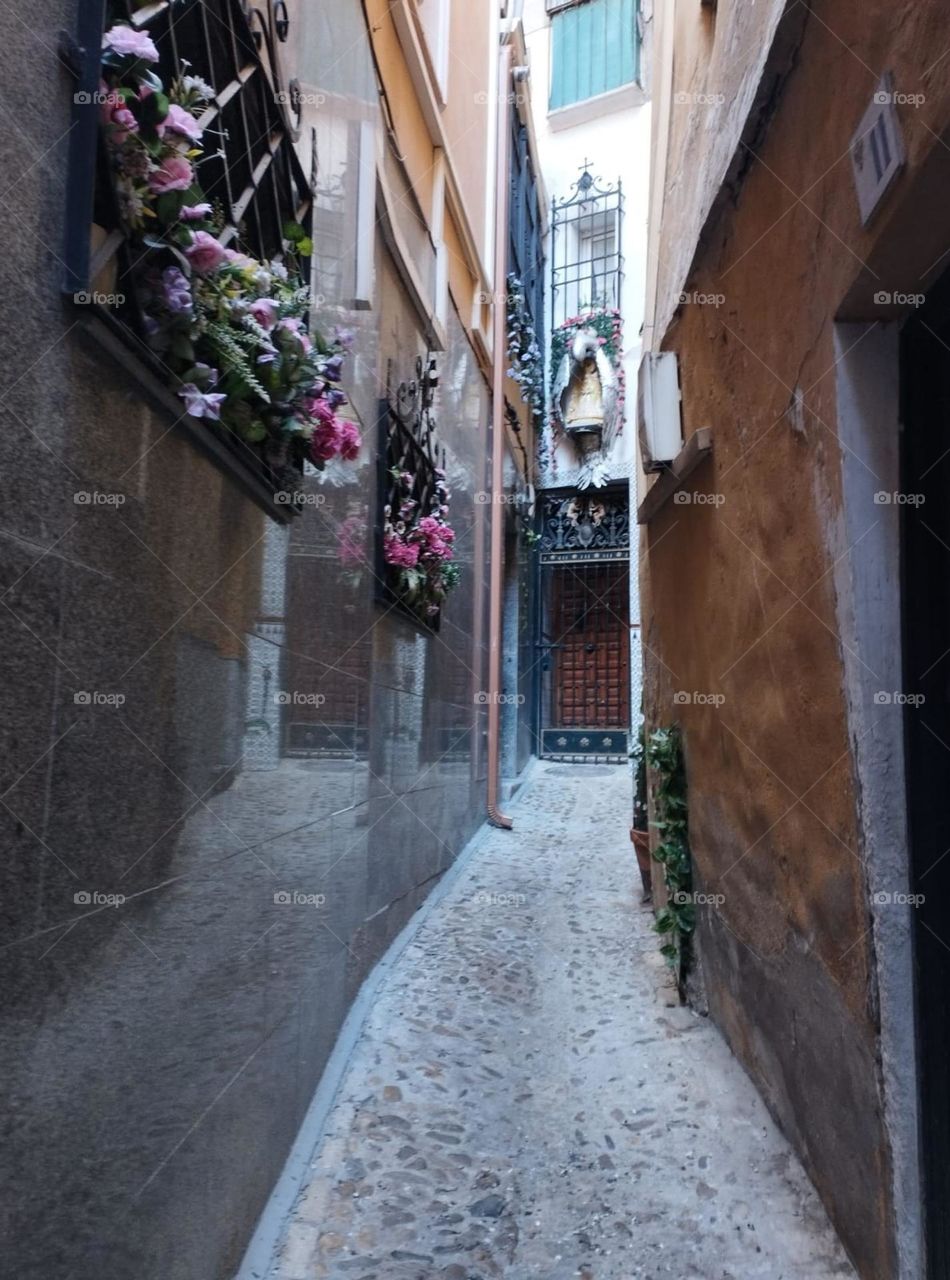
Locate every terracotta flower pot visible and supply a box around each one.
[630,828,653,902]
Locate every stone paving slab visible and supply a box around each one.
[267,763,857,1280]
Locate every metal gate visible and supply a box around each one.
[536,491,630,761]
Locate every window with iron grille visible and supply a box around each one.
[550,168,623,331]
[64,0,320,517]
[548,0,640,111]
[376,356,459,633]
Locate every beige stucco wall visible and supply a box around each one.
[640,2,950,1276]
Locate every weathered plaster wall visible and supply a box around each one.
[646,0,788,345]
[642,2,950,1276]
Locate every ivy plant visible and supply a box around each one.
[646,725,694,990]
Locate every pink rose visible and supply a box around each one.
[163,103,203,141]
[310,415,343,462]
[102,24,159,62]
[185,230,227,275]
[148,154,193,194]
[249,298,279,330]
[100,86,138,143]
[338,420,362,462]
[180,203,212,221]
[384,534,420,569]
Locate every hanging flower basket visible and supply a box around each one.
[96,21,361,495]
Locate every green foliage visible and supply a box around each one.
[646,725,693,988]
[206,322,271,403]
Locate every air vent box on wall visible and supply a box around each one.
[638,351,684,471]
[850,74,906,227]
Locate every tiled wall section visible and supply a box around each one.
[0,2,491,1277]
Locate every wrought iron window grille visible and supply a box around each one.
[550,165,624,331]
[62,0,316,520]
[375,354,449,633]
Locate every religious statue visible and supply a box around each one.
[552,327,619,488]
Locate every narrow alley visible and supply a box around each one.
[257,766,854,1280]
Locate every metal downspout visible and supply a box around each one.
[487,37,514,830]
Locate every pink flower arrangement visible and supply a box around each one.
[148,154,193,193]
[185,230,228,274]
[102,24,159,62]
[98,17,361,489]
[382,469,459,619]
[163,102,204,142]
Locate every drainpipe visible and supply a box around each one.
[486,37,514,830]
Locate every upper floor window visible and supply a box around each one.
[548,0,639,111]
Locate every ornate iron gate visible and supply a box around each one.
[537,490,630,761]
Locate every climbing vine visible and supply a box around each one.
[646,725,693,991]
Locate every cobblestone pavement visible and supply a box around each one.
[267,763,856,1280]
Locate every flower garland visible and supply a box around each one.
[549,307,626,438]
[505,273,544,421]
[98,23,360,476]
[383,469,460,620]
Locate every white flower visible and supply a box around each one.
[182,74,215,101]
